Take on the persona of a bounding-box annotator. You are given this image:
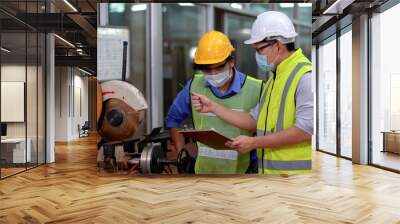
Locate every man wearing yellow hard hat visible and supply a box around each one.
[165,31,263,174]
[192,11,313,175]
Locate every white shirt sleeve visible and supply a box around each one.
[294,72,314,135]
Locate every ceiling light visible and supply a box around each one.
[109,3,125,13]
[178,3,195,7]
[189,47,197,59]
[280,3,294,8]
[63,0,78,12]
[78,67,92,76]
[1,47,11,53]
[131,4,147,12]
[54,34,75,48]
[230,3,243,10]
[322,0,353,15]
[299,3,311,8]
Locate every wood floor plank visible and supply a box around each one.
[0,135,400,223]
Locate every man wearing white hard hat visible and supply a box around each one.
[191,11,313,175]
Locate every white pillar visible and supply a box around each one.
[46,33,55,163]
[98,3,109,26]
[149,4,163,129]
[352,14,369,164]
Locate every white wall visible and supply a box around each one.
[71,73,89,138]
[54,67,89,141]
[1,64,46,163]
[55,66,69,141]
[1,65,40,137]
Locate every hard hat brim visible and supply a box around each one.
[194,47,235,65]
[244,36,265,45]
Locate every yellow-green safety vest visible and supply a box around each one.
[256,48,312,175]
[191,73,263,174]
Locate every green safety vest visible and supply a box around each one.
[190,73,263,174]
[256,48,312,175]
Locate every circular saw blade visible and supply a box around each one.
[98,98,139,141]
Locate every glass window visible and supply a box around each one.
[27,30,38,169]
[297,3,312,24]
[38,32,45,165]
[162,3,206,115]
[277,3,294,19]
[0,1,46,179]
[109,3,127,25]
[1,30,28,178]
[297,25,312,59]
[339,28,352,158]
[107,3,147,135]
[224,13,258,78]
[317,36,337,154]
[249,3,271,14]
[371,3,400,171]
[108,3,147,97]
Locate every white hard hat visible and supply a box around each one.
[244,11,298,45]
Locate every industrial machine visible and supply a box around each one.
[97,79,195,174]
[96,42,195,174]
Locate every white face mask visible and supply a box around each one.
[204,69,232,87]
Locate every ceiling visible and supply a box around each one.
[0,0,97,73]
[311,0,390,44]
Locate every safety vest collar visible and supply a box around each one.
[275,48,304,79]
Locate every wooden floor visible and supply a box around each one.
[1,136,400,223]
[373,151,400,171]
[1,167,26,178]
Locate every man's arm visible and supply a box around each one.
[226,127,310,153]
[166,81,192,152]
[169,128,185,151]
[191,92,257,132]
[226,72,314,153]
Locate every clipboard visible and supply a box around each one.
[179,129,233,150]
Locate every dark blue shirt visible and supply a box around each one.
[165,68,246,128]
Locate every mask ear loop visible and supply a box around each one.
[268,43,280,70]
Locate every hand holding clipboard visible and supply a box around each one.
[179,129,233,150]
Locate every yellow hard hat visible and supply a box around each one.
[194,31,235,65]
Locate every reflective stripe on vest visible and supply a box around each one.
[198,147,238,160]
[276,62,311,132]
[258,159,312,170]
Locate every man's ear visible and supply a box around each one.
[228,58,235,68]
[276,41,284,51]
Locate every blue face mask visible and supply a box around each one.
[255,52,275,72]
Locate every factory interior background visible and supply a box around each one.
[0,0,400,223]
